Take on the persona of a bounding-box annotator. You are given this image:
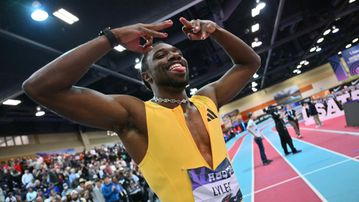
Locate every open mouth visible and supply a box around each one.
[168,63,186,73]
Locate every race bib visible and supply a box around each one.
[187,158,242,202]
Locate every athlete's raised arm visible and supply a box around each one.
[179,17,261,107]
[22,21,173,131]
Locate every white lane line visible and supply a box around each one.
[231,134,247,162]
[263,135,327,202]
[251,136,254,202]
[242,155,359,199]
[303,155,359,176]
[301,127,359,136]
[232,121,271,201]
[230,121,273,161]
[293,138,359,162]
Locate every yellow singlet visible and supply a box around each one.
[139,95,242,202]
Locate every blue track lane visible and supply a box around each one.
[226,119,273,202]
[226,131,247,150]
[231,134,253,202]
[263,121,359,202]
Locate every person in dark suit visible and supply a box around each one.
[264,106,302,156]
[285,106,302,138]
[306,101,322,127]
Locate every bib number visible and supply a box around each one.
[187,158,242,202]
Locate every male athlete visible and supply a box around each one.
[23,17,261,201]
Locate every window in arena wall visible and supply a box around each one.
[0,137,5,147]
[14,136,23,145]
[22,135,30,144]
[5,136,14,146]
[0,136,32,147]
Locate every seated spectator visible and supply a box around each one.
[5,192,16,202]
[22,170,34,187]
[26,187,37,202]
[0,187,5,202]
[35,196,43,202]
[0,144,157,202]
[75,178,86,195]
[101,175,119,202]
[44,189,57,202]
[84,181,105,202]
[61,183,72,198]
[44,183,60,198]
[69,190,85,202]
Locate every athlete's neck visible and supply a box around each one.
[152,87,188,108]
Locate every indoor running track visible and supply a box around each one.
[226,117,359,202]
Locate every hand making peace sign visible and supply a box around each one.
[112,20,173,53]
[179,17,218,40]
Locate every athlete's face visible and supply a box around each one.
[144,43,189,90]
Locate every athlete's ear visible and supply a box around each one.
[142,71,153,84]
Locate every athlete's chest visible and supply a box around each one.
[183,105,213,167]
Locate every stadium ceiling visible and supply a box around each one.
[1,0,359,135]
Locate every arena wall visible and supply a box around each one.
[0,131,120,160]
[219,63,359,117]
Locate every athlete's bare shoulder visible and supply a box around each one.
[111,94,147,133]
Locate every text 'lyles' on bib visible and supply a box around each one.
[187,158,242,202]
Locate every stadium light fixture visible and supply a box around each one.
[53,8,79,24]
[332,26,339,33]
[323,29,331,36]
[251,1,266,17]
[251,8,260,17]
[251,23,260,32]
[134,62,142,70]
[31,9,48,21]
[2,99,21,106]
[345,44,352,49]
[317,37,324,43]
[251,38,262,48]
[35,106,45,117]
[114,45,126,52]
[190,88,198,95]
[257,2,266,10]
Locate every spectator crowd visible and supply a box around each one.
[0,144,158,202]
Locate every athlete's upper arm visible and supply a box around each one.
[196,63,258,108]
[26,86,143,131]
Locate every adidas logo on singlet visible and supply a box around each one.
[207,108,218,122]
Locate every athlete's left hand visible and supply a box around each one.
[179,17,218,40]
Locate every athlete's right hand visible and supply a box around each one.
[112,20,173,53]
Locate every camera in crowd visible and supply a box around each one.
[263,105,280,115]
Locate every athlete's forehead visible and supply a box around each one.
[149,43,181,56]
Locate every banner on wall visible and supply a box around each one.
[301,81,359,125]
[273,86,302,105]
[36,148,76,157]
[221,109,241,129]
[328,55,349,81]
[342,44,359,76]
